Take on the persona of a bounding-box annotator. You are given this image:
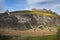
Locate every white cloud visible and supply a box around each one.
[26,0,53,9]
[52,4,60,9]
[50,4,60,15]
[51,4,60,11]
[26,0,51,4]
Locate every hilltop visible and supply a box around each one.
[10,8,59,17]
[0,9,60,36]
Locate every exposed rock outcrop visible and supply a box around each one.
[0,9,60,30]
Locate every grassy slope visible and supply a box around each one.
[0,35,56,40]
[21,10,58,17]
[12,35,56,40]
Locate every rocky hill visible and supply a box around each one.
[0,9,60,31]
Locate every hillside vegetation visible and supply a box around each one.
[11,9,58,17]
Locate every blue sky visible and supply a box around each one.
[0,0,60,15]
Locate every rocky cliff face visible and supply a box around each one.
[0,10,60,30]
[0,13,18,28]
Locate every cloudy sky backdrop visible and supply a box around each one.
[0,0,60,15]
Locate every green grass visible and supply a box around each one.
[12,35,56,40]
[0,30,60,40]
